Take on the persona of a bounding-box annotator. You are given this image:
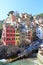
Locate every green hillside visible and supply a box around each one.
[0,23,3,29]
[36,13,43,17]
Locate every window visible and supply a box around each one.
[11,26,13,28]
[6,38,9,40]
[16,38,17,40]
[22,36,25,38]
[13,34,15,36]
[16,34,19,36]
[12,38,15,40]
[10,30,12,32]
[7,30,9,32]
[10,34,12,36]
[6,38,11,40]
[28,34,30,36]
[7,34,9,36]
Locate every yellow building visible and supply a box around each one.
[15,30,20,46]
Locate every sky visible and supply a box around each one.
[0,0,43,20]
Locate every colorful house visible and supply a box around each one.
[15,30,20,46]
[2,25,15,45]
[2,11,17,45]
[1,11,32,45]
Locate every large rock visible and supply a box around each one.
[0,45,20,59]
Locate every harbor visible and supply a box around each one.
[0,0,43,65]
[0,53,38,65]
[0,11,43,65]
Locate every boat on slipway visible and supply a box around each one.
[37,44,43,65]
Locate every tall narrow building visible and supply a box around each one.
[2,11,19,45]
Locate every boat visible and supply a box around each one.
[37,43,43,65]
